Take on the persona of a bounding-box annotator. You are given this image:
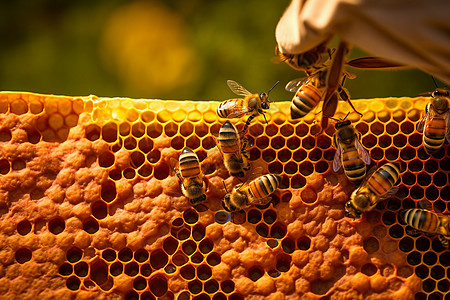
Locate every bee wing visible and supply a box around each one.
[227,80,253,96]
[332,143,343,172]
[169,157,179,177]
[377,187,400,201]
[355,138,371,165]
[355,165,377,192]
[251,196,272,206]
[418,199,433,211]
[246,166,264,183]
[285,78,308,92]
[416,108,430,133]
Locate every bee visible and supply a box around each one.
[217,80,279,136]
[274,42,329,71]
[172,147,207,205]
[216,120,250,177]
[223,172,282,212]
[401,200,450,248]
[345,162,401,219]
[417,88,450,155]
[332,117,371,184]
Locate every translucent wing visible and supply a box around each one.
[332,143,343,172]
[355,138,371,165]
[378,187,400,201]
[246,166,264,183]
[251,196,272,206]
[418,199,433,211]
[355,165,377,193]
[285,77,308,92]
[227,80,253,96]
[417,104,431,133]
[169,157,179,177]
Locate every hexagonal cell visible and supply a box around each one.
[58,262,73,276]
[290,174,306,189]
[101,122,118,143]
[370,122,384,135]
[147,122,163,139]
[276,253,292,272]
[118,247,133,263]
[150,249,168,269]
[102,249,116,262]
[90,259,109,286]
[399,237,414,253]
[214,211,231,225]
[363,237,379,254]
[130,151,145,169]
[197,264,212,281]
[74,261,89,277]
[140,263,152,277]
[361,263,377,276]
[125,261,139,276]
[67,247,83,263]
[183,209,199,224]
[248,265,264,282]
[98,151,115,168]
[256,223,269,237]
[48,216,65,235]
[66,276,81,291]
[188,279,203,295]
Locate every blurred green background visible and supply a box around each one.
[0,0,445,101]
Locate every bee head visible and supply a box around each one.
[259,93,270,109]
[431,94,450,114]
[334,119,351,130]
[345,201,362,219]
[432,88,450,98]
[222,194,236,212]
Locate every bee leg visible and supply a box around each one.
[241,114,257,136]
[438,235,449,248]
[241,136,248,152]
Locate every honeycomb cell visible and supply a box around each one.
[140,264,152,277]
[248,265,264,282]
[74,261,89,277]
[385,147,399,160]
[189,279,203,294]
[269,161,283,174]
[267,239,279,249]
[299,161,313,176]
[276,253,292,272]
[182,240,197,256]
[300,186,317,204]
[101,122,118,143]
[199,238,213,254]
[197,264,212,280]
[17,219,32,236]
[423,278,435,292]
[101,180,117,203]
[295,123,309,137]
[180,264,196,280]
[281,237,295,254]
[293,148,307,163]
[206,252,221,266]
[410,186,424,200]
[363,237,379,254]
[399,237,414,252]
[388,224,404,239]
[271,136,285,150]
[262,149,276,162]
[0,158,10,175]
[125,290,139,300]
[361,263,377,276]
[66,276,81,291]
[59,262,73,276]
[400,146,416,161]
[302,136,315,150]
[10,98,28,114]
[378,135,392,148]
[0,128,11,142]
[83,217,99,234]
[426,186,440,201]
[362,134,377,148]
[150,249,168,269]
[125,261,139,276]
[214,211,231,225]
[263,209,277,224]
[407,251,421,266]
[439,252,450,266]
[256,136,269,149]
[416,237,431,252]
[431,265,445,280]
[184,209,199,224]
[163,236,178,256]
[370,122,384,135]
[67,247,83,264]
[423,252,438,266]
[177,227,191,240]
[247,209,262,224]
[186,136,201,150]
[393,134,407,148]
[149,275,168,297]
[15,248,32,264]
[147,122,163,139]
[265,124,278,136]
[90,260,109,286]
[438,279,449,293]
[256,223,269,237]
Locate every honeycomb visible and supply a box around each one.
[0,91,449,300]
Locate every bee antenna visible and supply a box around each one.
[262,112,269,124]
[431,76,439,89]
[330,117,340,122]
[267,81,280,95]
[222,180,229,193]
[343,111,351,121]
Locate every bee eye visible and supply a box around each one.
[345,202,351,208]
[355,209,362,216]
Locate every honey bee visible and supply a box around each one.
[332,118,371,184]
[345,162,401,219]
[401,200,450,248]
[172,147,207,205]
[417,88,450,155]
[274,42,329,71]
[223,172,282,212]
[217,80,278,136]
[216,120,250,177]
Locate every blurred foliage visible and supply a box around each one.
[0,0,445,101]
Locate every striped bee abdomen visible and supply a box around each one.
[217,99,244,118]
[249,174,282,199]
[342,146,366,183]
[403,209,440,234]
[179,147,201,179]
[368,162,400,196]
[218,121,240,153]
[423,118,446,153]
[290,83,321,119]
